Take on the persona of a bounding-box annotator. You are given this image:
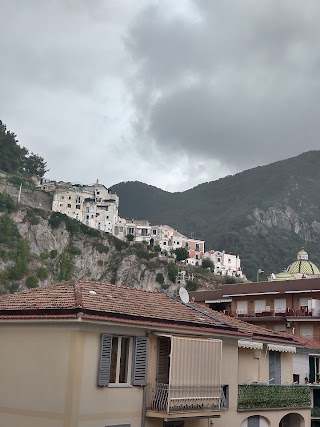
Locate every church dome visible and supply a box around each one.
[286,249,320,275]
[274,271,296,281]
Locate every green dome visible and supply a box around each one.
[274,272,296,281]
[286,260,320,275]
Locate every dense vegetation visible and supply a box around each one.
[112,151,320,280]
[0,119,48,177]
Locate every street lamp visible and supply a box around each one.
[257,268,264,283]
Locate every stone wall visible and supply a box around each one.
[0,182,53,211]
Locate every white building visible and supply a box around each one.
[52,182,119,234]
[203,250,244,277]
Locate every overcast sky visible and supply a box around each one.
[1,0,320,191]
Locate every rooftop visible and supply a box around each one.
[0,281,300,345]
[190,277,320,300]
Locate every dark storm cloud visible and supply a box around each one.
[2,0,320,192]
[127,0,320,170]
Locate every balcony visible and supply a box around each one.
[233,307,314,319]
[238,384,311,410]
[146,383,227,416]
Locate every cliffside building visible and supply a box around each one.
[52,182,119,234]
[203,250,244,277]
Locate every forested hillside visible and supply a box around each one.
[112,151,320,280]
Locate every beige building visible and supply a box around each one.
[52,182,119,234]
[0,281,312,427]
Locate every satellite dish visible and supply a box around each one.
[179,287,190,304]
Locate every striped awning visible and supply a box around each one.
[238,340,263,350]
[267,344,296,353]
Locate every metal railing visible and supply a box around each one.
[232,308,315,318]
[238,384,311,410]
[146,383,227,413]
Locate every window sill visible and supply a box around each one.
[108,384,133,388]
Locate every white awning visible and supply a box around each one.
[267,344,296,353]
[238,340,263,350]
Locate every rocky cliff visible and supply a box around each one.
[0,206,172,293]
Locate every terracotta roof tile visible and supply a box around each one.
[0,281,300,345]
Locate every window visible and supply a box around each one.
[128,227,135,235]
[76,196,81,203]
[185,243,189,249]
[228,258,231,263]
[293,374,300,383]
[96,191,100,195]
[86,207,89,212]
[310,356,320,383]
[195,255,199,260]
[110,337,132,384]
[76,204,80,209]
[195,244,200,251]
[67,203,71,208]
[141,228,148,236]
[68,196,71,200]
[217,257,221,262]
[153,229,157,235]
[269,351,281,385]
[98,335,148,387]
[86,215,90,219]
[61,196,65,200]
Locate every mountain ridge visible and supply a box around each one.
[111,150,320,280]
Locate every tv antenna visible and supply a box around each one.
[179,287,190,304]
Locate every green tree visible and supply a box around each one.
[23,153,48,177]
[202,258,214,270]
[0,119,48,177]
[167,262,178,282]
[174,247,189,262]
[156,272,164,285]
[0,120,26,173]
[26,276,39,288]
[126,234,134,242]
[0,192,16,213]
[186,280,199,291]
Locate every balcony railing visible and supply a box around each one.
[238,384,311,410]
[232,308,314,318]
[146,383,227,413]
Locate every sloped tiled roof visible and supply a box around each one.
[0,281,299,344]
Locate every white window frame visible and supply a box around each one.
[109,336,133,387]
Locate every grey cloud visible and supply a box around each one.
[127,0,320,171]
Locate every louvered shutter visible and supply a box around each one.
[132,337,148,386]
[98,334,112,387]
[157,337,170,384]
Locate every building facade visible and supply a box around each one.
[0,281,312,427]
[203,250,244,277]
[52,182,119,234]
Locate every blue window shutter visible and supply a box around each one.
[132,337,148,386]
[98,334,112,387]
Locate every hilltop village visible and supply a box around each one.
[38,177,245,279]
